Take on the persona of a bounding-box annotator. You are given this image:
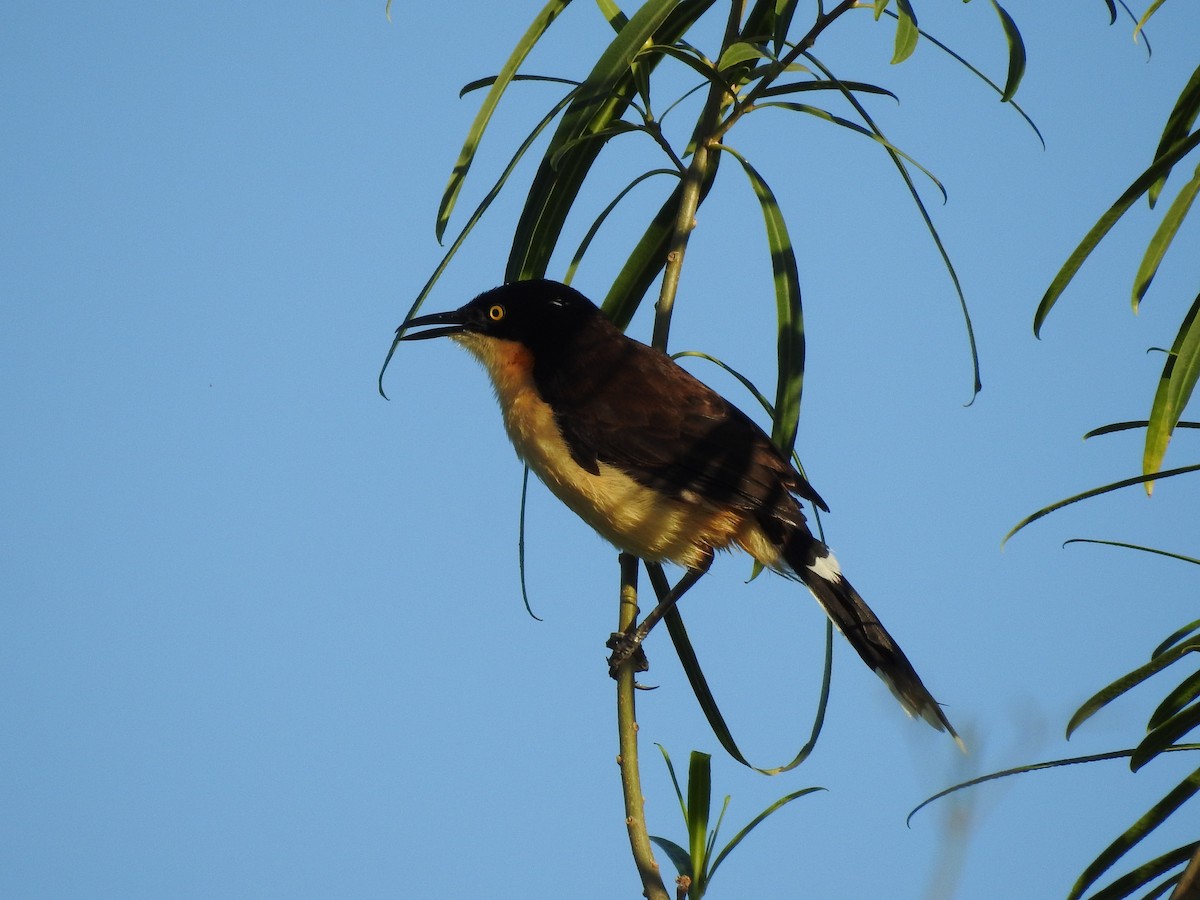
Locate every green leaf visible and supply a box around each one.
[507,0,716,281]
[989,0,1025,102]
[1132,702,1200,771]
[647,835,693,880]
[1066,638,1200,740]
[1082,842,1200,900]
[1069,765,1200,900]
[436,0,573,242]
[379,89,577,397]
[706,786,824,880]
[1144,292,1200,486]
[1035,129,1200,336]
[1148,63,1200,206]
[879,8,1042,146]
[600,155,721,330]
[654,567,833,775]
[1135,164,1200,308]
[686,751,712,892]
[563,168,679,286]
[1150,670,1200,731]
[717,41,769,72]
[714,145,804,456]
[752,102,946,200]
[1062,539,1200,568]
[1003,462,1200,545]
[1155,620,1200,658]
[1133,0,1169,44]
[891,0,919,65]
[759,79,897,102]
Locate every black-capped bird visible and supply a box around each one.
[395,279,958,743]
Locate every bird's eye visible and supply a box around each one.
[488,304,505,322]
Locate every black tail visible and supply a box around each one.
[783,531,962,747]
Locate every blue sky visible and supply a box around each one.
[4,3,1199,898]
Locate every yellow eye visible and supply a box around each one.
[488,304,505,321]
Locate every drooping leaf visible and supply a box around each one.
[1144,292,1200,486]
[1150,670,1200,731]
[1131,702,1200,771]
[989,0,1025,101]
[717,41,770,72]
[715,144,804,456]
[1135,164,1200,308]
[1063,539,1200,568]
[564,168,680,286]
[1081,842,1200,900]
[1133,0,1169,45]
[1004,462,1200,545]
[1066,638,1200,740]
[1148,63,1200,206]
[805,51,982,400]
[436,0,574,242]
[891,0,919,64]
[1036,130,1200,336]
[1068,765,1200,900]
[507,0,717,282]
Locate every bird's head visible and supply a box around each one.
[396,279,601,354]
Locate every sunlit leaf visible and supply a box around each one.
[1135,165,1200,308]
[891,0,919,64]
[706,786,823,880]
[437,0,573,242]
[1036,130,1200,336]
[1148,63,1200,206]
[714,144,804,456]
[805,51,981,399]
[989,0,1025,102]
[507,0,716,281]
[718,41,770,71]
[1144,293,1200,488]
[1133,0,1169,44]
[879,8,1042,145]
[564,168,680,286]
[686,752,712,891]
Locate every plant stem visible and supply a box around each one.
[615,553,669,900]
[651,0,745,351]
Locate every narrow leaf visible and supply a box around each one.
[1063,539,1200,568]
[1004,463,1200,545]
[1155,620,1200,658]
[1148,63,1200,206]
[1083,842,1200,900]
[715,145,805,456]
[1035,129,1200,336]
[1066,638,1200,740]
[718,41,770,72]
[891,0,919,65]
[686,752,712,887]
[707,787,824,879]
[1135,164,1200,308]
[1150,671,1200,731]
[989,0,1025,102]
[436,0,573,242]
[1131,702,1200,772]
[647,835,693,880]
[1144,293,1200,488]
[1133,0,1169,45]
[1069,765,1200,900]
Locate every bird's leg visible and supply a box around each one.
[607,551,713,678]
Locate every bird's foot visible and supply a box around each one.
[606,630,649,679]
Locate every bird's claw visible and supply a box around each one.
[606,630,649,678]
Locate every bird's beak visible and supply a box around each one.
[394,308,467,341]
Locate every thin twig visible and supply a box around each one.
[615,554,669,900]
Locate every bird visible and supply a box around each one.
[394,278,959,743]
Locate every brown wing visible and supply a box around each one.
[533,319,827,518]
